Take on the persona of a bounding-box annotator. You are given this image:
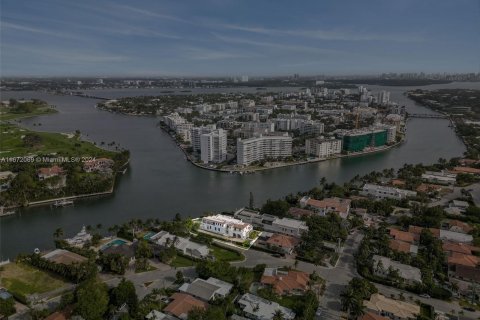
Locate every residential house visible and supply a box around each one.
[268,217,308,238]
[389,240,418,256]
[260,268,310,295]
[0,171,16,192]
[265,234,300,255]
[237,293,296,320]
[37,165,66,189]
[200,214,253,239]
[145,310,177,320]
[448,200,470,213]
[102,243,136,265]
[360,184,417,200]
[451,166,480,175]
[37,165,64,180]
[441,219,473,234]
[288,207,314,219]
[150,231,209,259]
[179,277,233,301]
[408,226,473,243]
[83,158,115,174]
[359,312,389,320]
[299,196,351,219]
[163,293,208,320]
[421,171,457,185]
[42,249,88,265]
[363,293,420,320]
[373,255,422,285]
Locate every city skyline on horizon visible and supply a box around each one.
[1,0,480,77]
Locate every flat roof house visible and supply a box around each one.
[268,217,308,238]
[150,231,209,259]
[361,184,417,200]
[42,249,88,265]
[363,293,420,320]
[179,277,233,301]
[373,255,422,285]
[200,214,253,240]
[237,293,295,320]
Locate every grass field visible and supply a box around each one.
[0,123,116,158]
[170,255,196,268]
[210,244,243,262]
[0,263,68,300]
[0,106,57,120]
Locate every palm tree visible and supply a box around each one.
[272,310,284,320]
[53,228,64,239]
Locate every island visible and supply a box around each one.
[0,99,129,210]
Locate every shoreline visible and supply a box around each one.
[0,115,130,212]
[159,124,406,174]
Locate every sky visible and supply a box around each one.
[1,0,479,77]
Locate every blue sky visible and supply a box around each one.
[1,0,479,77]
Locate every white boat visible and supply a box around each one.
[53,199,74,207]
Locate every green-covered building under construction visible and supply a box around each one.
[338,129,388,152]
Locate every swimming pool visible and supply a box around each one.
[101,239,127,251]
[143,231,156,240]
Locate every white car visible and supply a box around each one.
[419,294,431,299]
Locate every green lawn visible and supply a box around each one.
[170,255,196,268]
[0,263,68,300]
[0,123,116,158]
[210,245,243,262]
[0,106,57,121]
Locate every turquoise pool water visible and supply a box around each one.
[143,231,156,240]
[101,239,127,251]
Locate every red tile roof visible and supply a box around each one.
[288,207,314,218]
[261,270,310,295]
[359,312,389,320]
[163,293,208,318]
[38,165,64,176]
[444,220,474,233]
[389,239,412,254]
[266,234,300,249]
[389,229,415,244]
[443,241,479,255]
[447,252,480,268]
[451,166,480,174]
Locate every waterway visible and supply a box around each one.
[1,82,477,259]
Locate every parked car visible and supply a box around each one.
[419,294,431,299]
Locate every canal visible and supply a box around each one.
[1,82,476,259]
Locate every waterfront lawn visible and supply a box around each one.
[0,262,68,301]
[0,103,57,121]
[0,123,116,158]
[210,245,243,262]
[170,255,196,268]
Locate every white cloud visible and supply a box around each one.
[219,23,425,43]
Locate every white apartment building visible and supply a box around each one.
[237,134,292,166]
[242,121,275,133]
[200,214,253,239]
[361,183,417,200]
[200,129,227,164]
[299,121,324,135]
[163,113,186,130]
[305,138,342,158]
[191,125,216,153]
[175,123,193,142]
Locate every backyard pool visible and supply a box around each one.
[100,239,127,251]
